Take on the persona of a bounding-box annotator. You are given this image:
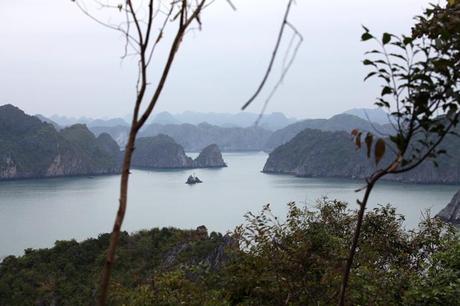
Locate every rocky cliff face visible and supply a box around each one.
[193,144,227,168]
[132,135,194,168]
[437,190,460,225]
[0,104,121,179]
[263,128,460,184]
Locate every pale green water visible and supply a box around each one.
[0,152,458,258]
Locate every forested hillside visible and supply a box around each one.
[0,200,458,305]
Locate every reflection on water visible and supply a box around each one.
[0,152,458,257]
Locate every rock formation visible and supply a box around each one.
[437,190,460,225]
[186,175,203,184]
[132,134,193,168]
[263,127,460,184]
[193,144,227,168]
[0,104,121,180]
[132,136,226,170]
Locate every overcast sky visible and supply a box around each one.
[0,0,440,119]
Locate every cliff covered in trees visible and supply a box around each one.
[132,135,226,169]
[0,104,121,179]
[263,128,460,184]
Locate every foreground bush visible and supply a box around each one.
[0,199,458,305]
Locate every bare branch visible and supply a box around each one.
[254,22,303,126]
[241,0,295,110]
[74,0,140,47]
[136,0,207,129]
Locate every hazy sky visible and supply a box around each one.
[0,0,440,119]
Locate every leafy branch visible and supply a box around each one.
[339,2,460,305]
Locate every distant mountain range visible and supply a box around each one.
[139,123,272,152]
[263,113,394,152]
[46,111,297,131]
[89,123,272,152]
[152,111,297,130]
[87,111,395,152]
[343,108,391,125]
[41,108,397,152]
[48,115,129,128]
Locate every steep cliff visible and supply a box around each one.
[193,144,227,168]
[263,128,460,184]
[132,135,194,168]
[437,190,460,225]
[0,104,121,179]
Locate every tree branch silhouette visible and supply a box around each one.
[241,0,298,112]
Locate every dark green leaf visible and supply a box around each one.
[363,59,376,66]
[361,32,374,41]
[364,72,377,81]
[382,33,391,45]
[381,86,393,96]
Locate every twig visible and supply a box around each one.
[254,22,303,126]
[241,0,295,110]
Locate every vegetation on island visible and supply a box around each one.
[264,126,460,184]
[0,104,120,179]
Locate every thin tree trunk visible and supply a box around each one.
[338,173,382,306]
[97,129,137,306]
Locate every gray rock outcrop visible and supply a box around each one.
[132,134,193,169]
[437,190,460,225]
[193,144,227,168]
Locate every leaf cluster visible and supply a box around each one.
[354,3,460,174]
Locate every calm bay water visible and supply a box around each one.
[0,152,458,258]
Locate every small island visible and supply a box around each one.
[186,174,202,185]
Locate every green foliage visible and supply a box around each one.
[225,200,460,305]
[0,227,228,305]
[1,201,458,305]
